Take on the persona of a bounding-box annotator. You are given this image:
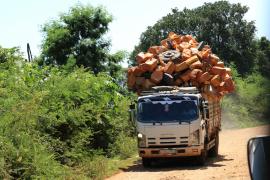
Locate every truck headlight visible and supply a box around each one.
[137,133,146,147]
[190,130,200,145]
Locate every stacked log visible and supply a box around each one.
[127,32,235,101]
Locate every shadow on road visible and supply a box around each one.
[119,154,233,172]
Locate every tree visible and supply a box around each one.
[256,37,270,77]
[0,46,24,64]
[41,4,123,75]
[129,1,256,75]
[0,46,135,178]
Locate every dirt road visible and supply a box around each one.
[108,125,270,180]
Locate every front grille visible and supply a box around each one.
[160,137,176,140]
[180,136,188,139]
[148,145,188,148]
[159,137,176,144]
[160,141,176,144]
[147,136,189,146]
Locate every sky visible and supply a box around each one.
[0,0,269,62]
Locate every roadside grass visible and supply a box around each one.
[65,135,138,179]
[222,106,270,129]
[221,70,270,129]
[106,155,140,178]
[69,154,139,180]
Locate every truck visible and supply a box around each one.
[129,86,221,167]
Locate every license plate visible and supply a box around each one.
[162,149,176,154]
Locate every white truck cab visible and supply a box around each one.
[130,86,221,167]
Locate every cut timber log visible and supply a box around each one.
[210,75,222,87]
[175,61,189,72]
[185,55,199,66]
[174,78,183,86]
[180,70,192,82]
[133,67,144,76]
[182,48,192,60]
[127,73,136,89]
[135,77,145,86]
[190,69,203,80]
[136,52,154,64]
[225,68,232,76]
[224,77,235,93]
[139,58,158,72]
[209,54,219,65]
[210,66,226,76]
[142,79,156,90]
[151,67,163,84]
[164,61,175,74]
[216,61,225,68]
[198,72,212,83]
[190,60,203,70]
[127,32,235,99]
[148,46,166,55]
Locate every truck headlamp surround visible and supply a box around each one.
[138,133,143,139]
[137,133,146,147]
[191,129,200,145]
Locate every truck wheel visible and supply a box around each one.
[142,158,151,167]
[197,149,207,165]
[209,132,219,157]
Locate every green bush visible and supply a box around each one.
[222,66,270,127]
[109,133,137,159]
[0,129,68,179]
[0,47,136,178]
[82,155,109,180]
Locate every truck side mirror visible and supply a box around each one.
[202,101,209,119]
[129,104,136,124]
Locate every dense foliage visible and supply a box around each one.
[129,1,256,75]
[222,66,270,127]
[255,37,270,78]
[41,4,124,76]
[0,47,135,179]
[223,37,270,126]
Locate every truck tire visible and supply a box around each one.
[197,149,207,165]
[197,138,208,166]
[209,132,219,157]
[142,158,151,167]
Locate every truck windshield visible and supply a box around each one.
[137,100,198,122]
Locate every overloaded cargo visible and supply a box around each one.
[127,32,235,101]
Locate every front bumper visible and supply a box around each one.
[138,145,203,158]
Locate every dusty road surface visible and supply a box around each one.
[107,125,270,180]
